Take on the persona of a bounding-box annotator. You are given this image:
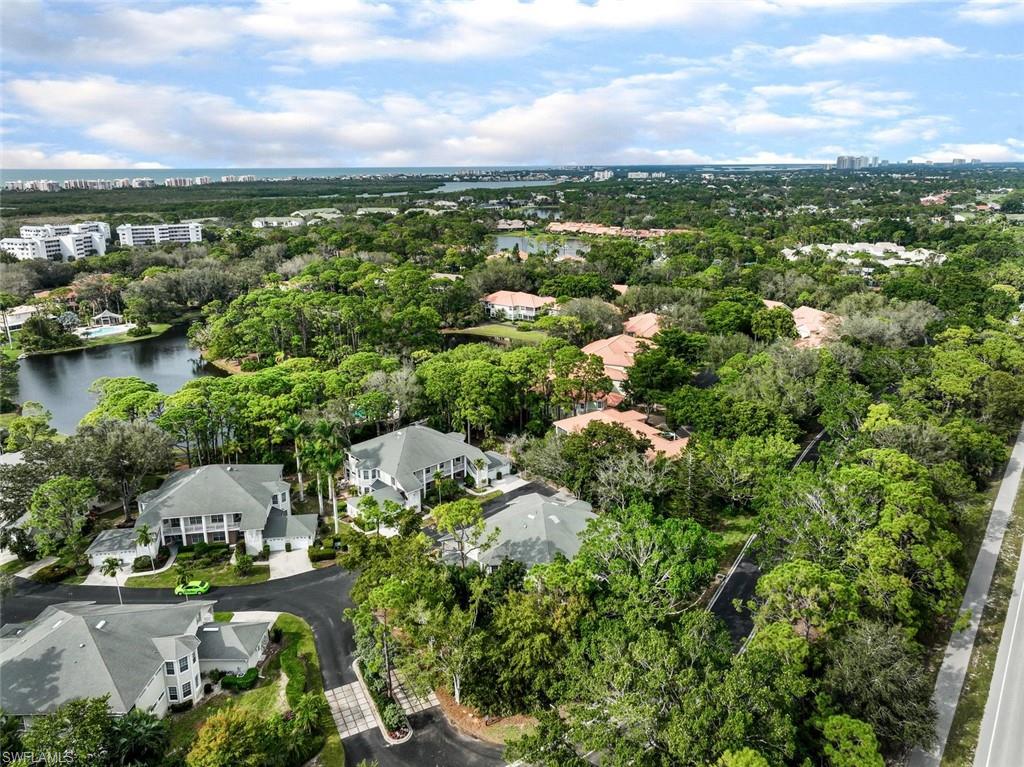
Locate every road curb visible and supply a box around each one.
[353,660,413,745]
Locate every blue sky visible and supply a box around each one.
[1,0,1022,168]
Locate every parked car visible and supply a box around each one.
[174,580,211,595]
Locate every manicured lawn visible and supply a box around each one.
[710,510,759,567]
[942,480,1024,767]
[125,561,269,588]
[0,558,29,575]
[166,613,343,766]
[445,323,549,345]
[213,611,234,622]
[3,323,173,360]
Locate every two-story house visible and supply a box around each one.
[481,290,556,321]
[346,424,511,512]
[0,601,270,722]
[87,464,318,564]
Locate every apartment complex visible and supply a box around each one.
[0,220,110,262]
[116,222,203,246]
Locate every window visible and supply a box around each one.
[210,532,225,542]
[195,674,200,690]
[193,652,197,664]
[178,656,189,672]
[188,516,202,526]
[164,661,174,675]
[210,514,223,523]
[168,686,178,701]
[181,682,192,699]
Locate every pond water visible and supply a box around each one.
[13,324,222,434]
[493,234,590,259]
[429,179,561,193]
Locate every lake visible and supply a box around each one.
[429,179,562,193]
[13,324,221,434]
[493,234,590,258]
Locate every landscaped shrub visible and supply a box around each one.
[209,669,225,682]
[31,562,75,583]
[168,700,193,713]
[132,555,154,571]
[380,700,407,734]
[307,547,334,563]
[127,324,152,337]
[203,683,213,695]
[234,540,246,559]
[220,667,259,692]
[175,551,195,563]
[271,626,283,644]
[285,541,292,552]
[261,543,270,560]
[74,561,91,576]
[234,554,254,576]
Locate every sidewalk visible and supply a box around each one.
[909,420,1024,767]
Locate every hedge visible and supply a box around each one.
[31,562,75,583]
[307,547,335,563]
[220,667,259,691]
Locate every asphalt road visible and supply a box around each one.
[1,566,505,766]
[965,421,1024,767]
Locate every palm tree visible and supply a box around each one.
[277,415,310,502]
[473,457,488,487]
[101,557,124,605]
[290,692,328,736]
[433,470,443,504]
[321,450,345,534]
[135,524,156,571]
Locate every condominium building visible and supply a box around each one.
[131,178,155,188]
[116,222,203,247]
[1,221,109,262]
[593,170,614,181]
[252,217,304,228]
[164,177,194,187]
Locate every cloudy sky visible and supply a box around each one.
[1,0,1022,168]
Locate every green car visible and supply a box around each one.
[174,580,211,596]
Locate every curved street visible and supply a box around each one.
[2,566,504,766]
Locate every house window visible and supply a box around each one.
[178,656,189,672]
[188,516,202,526]
[195,674,200,690]
[181,682,192,699]
[210,514,223,524]
[210,532,225,542]
[193,652,197,664]
[233,514,242,524]
[164,661,174,675]
[168,686,178,701]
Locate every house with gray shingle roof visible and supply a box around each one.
[0,601,213,720]
[441,492,596,569]
[134,464,318,557]
[346,425,510,511]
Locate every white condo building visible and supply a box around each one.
[0,221,110,262]
[117,223,203,247]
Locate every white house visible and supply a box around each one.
[0,601,270,722]
[252,217,304,228]
[346,424,511,512]
[481,290,556,321]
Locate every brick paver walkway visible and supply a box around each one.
[325,682,377,738]
[390,669,439,715]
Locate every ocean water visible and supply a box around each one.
[0,166,553,184]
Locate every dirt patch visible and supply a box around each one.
[435,688,537,746]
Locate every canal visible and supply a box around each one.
[13,324,222,434]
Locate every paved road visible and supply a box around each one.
[708,429,828,646]
[2,566,505,766]
[909,420,1024,767]
[967,422,1024,767]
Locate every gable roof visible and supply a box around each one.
[0,601,211,716]
[197,621,270,661]
[481,290,556,309]
[137,464,285,531]
[86,527,139,556]
[473,493,596,569]
[348,425,487,492]
[623,312,661,339]
[262,509,318,539]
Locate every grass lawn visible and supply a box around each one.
[0,558,29,575]
[710,510,759,567]
[125,560,270,588]
[941,479,1024,766]
[166,613,343,766]
[444,323,549,345]
[3,323,173,360]
[213,611,234,622]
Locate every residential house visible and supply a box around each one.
[91,309,124,326]
[127,464,317,558]
[580,334,648,392]
[481,291,556,321]
[623,312,661,339]
[346,424,511,512]
[0,601,270,721]
[792,306,841,348]
[443,492,596,569]
[252,217,304,228]
[553,408,688,459]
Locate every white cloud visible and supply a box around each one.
[732,112,853,134]
[1,145,168,169]
[911,141,1024,162]
[956,0,1024,23]
[764,34,963,67]
[869,116,952,143]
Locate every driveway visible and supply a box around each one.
[268,549,313,580]
[343,708,503,767]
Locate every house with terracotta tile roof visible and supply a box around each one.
[792,306,841,348]
[580,334,649,392]
[553,409,688,459]
[623,312,661,339]
[481,290,556,321]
